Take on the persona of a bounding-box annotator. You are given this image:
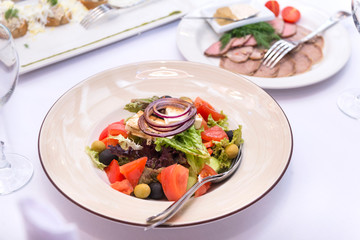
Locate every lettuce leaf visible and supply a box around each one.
[85,146,106,170]
[212,125,243,172]
[124,96,159,113]
[155,126,210,174]
[207,112,229,130]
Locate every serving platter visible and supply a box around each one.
[38,60,292,227]
[177,1,351,89]
[13,0,190,75]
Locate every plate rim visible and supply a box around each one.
[38,60,293,227]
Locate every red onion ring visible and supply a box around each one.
[137,97,197,137]
[138,115,195,137]
[143,99,196,129]
[153,101,191,119]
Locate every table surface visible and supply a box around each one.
[1,0,360,239]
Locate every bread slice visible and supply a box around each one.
[80,0,108,10]
[46,5,72,27]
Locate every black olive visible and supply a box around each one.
[149,182,164,199]
[99,149,118,166]
[161,95,172,99]
[226,130,234,142]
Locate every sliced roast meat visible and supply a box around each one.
[220,57,261,75]
[226,46,253,63]
[253,62,279,78]
[298,43,323,64]
[204,38,235,57]
[244,36,257,46]
[291,51,312,74]
[268,18,284,35]
[277,57,296,77]
[286,25,311,41]
[249,48,266,60]
[309,36,324,49]
[231,35,252,48]
[281,22,297,38]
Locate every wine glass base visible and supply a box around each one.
[337,88,360,119]
[0,153,33,195]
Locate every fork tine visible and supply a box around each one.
[265,43,291,68]
[263,40,282,61]
[81,7,105,28]
[263,41,287,66]
[269,46,294,68]
[80,5,110,28]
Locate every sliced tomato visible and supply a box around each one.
[111,179,133,195]
[207,148,213,155]
[160,164,189,201]
[101,137,119,148]
[108,123,128,138]
[105,160,125,184]
[265,0,280,17]
[157,172,162,183]
[281,6,301,23]
[119,157,147,187]
[98,120,126,140]
[201,125,229,142]
[195,165,217,197]
[194,97,225,122]
[203,141,214,148]
[194,97,215,110]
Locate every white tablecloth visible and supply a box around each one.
[1,0,360,239]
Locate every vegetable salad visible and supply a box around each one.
[86,96,243,201]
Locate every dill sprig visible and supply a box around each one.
[220,22,280,49]
[4,8,19,20]
[47,0,58,6]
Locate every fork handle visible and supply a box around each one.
[300,11,350,43]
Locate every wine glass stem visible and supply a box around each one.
[0,141,10,169]
[0,109,11,169]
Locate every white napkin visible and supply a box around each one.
[18,197,79,240]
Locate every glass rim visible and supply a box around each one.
[0,23,13,51]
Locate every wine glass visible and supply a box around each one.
[0,23,33,195]
[337,0,360,119]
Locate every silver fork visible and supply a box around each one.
[144,143,244,230]
[262,11,350,69]
[80,0,146,29]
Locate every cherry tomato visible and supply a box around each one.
[98,119,126,140]
[194,97,225,122]
[281,6,301,23]
[119,157,147,187]
[201,125,229,142]
[265,0,280,17]
[111,179,133,195]
[195,165,217,197]
[105,159,125,184]
[160,164,189,201]
[101,137,119,148]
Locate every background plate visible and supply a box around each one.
[177,1,351,89]
[38,60,292,227]
[15,0,189,75]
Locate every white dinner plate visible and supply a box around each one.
[14,0,190,75]
[38,60,292,227]
[176,1,351,89]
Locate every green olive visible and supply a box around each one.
[134,184,151,199]
[225,144,239,159]
[91,140,106,152]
